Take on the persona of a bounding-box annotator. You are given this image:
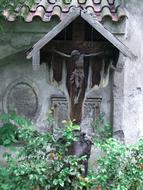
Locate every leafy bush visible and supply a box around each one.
[0,113,91,190]
[0,123,18,146]
[0,113,143,190]
[91,138,143,190]
[87,114,143,190]
[91,112,112,144]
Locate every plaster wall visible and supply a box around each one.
[0,50,112,167]
[0,0,142,145]
[0,19,58,60]
[113,0,143,144]
[1,1,142,169]
[0,53,65,130]
[0,52,112,132]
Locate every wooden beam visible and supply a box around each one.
[81,11,136,59]
[32,49,40,70]
[27,8,80,59]
[42,41,117,61]
[43,41,115,54]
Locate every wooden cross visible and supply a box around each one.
[41,40,117,124]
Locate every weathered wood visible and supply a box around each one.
[28,8,80,58]
[72,17,84,41]
[27,9,135,61]
[91,57,103,87]
[81,11,136,59]
[43,41,116,55]
[32,49,40,70]
[52,55,63,82]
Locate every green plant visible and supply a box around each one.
[0,113,143,190]
[86,113,143,190]
[0,0,36,15]
[0,113,91,190]
[91,138,143,190]
[0,123,18,146]
[91,113,112,144]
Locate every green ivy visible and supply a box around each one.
[0,123,18,146]
[0,113,143,190]
[0,113,89,190]
[91,138,143,190]
[91,112,112,144]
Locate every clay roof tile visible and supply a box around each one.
[3,0,126,22]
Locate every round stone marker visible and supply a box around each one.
[6,82,38,119]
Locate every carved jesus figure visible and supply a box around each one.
[53,49,103,103]
[52,49,104,124]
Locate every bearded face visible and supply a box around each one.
[71,50,80,60]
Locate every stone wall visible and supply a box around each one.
[113,0,143,144]
[0,51,112,133]
[0,0,143,145]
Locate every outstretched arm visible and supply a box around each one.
[52,49,71,58]
[84,51,104,57]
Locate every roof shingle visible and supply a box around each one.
[3,0,126,22]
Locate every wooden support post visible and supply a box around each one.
[32,50,40,70]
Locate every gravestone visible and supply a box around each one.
[5,82,38,119]
[51,96,101,130]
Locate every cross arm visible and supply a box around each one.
[50,49,71,58]
[84,51,104,57]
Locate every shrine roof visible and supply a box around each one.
[3,0,126,22]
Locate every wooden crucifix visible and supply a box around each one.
[53,49,104,102]
[50,46,110,124]
[42,40,116,124]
